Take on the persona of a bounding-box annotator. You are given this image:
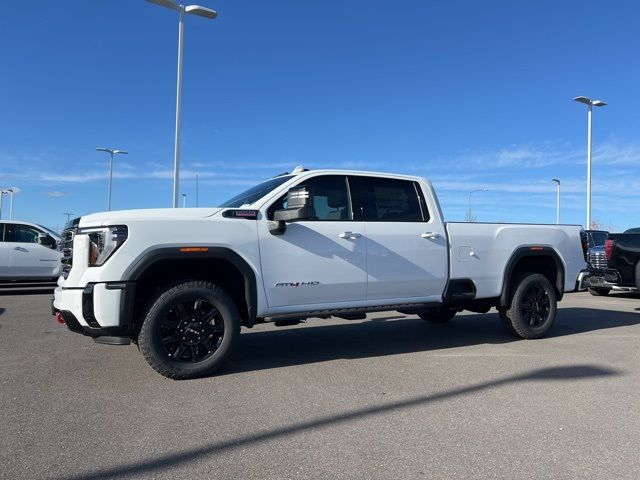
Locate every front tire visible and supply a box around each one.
[138,280,241,380]
[501,273,557,339]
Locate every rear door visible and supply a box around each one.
[349,175,447,301]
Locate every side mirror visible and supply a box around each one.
[38,233,57,249]
[269,186,313,235]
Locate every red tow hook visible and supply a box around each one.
[55,312,65,325]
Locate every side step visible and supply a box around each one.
[265,302,440,323]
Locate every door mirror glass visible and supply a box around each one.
[273,186,313,222]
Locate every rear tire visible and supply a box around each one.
[138,280,241,380]
[418,307,456,323]
[587,287,610,296]
[501,273,557,339]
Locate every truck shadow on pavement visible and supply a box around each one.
[221,307,640,375]
[60,363,619,480]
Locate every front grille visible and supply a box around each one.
[588,251,607,270]
[60,227,77,279]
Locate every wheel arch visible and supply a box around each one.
[500,246,565,308]
[123,246,258,326]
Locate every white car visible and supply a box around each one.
[53,168,587,379]
[0,220,61,280]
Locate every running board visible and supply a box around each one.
[264,302,441,323]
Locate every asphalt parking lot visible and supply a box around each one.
[1,291,639,480]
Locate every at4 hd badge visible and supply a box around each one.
[275,281,320,288]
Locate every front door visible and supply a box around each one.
[6,223,60,279]
[349,175,448,302]
[258,175,367,311]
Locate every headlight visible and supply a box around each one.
[80,225,128,267]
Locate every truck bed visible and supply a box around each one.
[445,222,586,299]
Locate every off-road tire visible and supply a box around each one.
[418,307,456,323]
[501,272,557,339]
[587,287,610,296]
[138,280,241,380]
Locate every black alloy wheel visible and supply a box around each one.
[160,299,225,363]
[138,280,241,379]
[520,283,551,328]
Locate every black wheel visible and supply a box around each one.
[501,273,557,339]
[138,280,240,379]
[418,307,456,323]
[587,287,610,296]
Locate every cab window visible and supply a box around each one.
[349,176,428,222]
[4,223,42,243]
[268,175,352,221]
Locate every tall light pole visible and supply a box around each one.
[0,190,7,220]
[5,189,14,220]
[574,96,607,228]
[96,147,128,211]
[467,188,487,222]
[551,179,560,224]
[63,212,74,225]
[146,0,218,208]
[195,173,199,207]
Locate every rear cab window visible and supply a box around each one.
[348,176,429,222]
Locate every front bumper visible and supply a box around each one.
[586,269,637,291]
[576,270,589,291]
[52,282,135,341]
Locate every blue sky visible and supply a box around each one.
[1,0,639,231]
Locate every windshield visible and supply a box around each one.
[588,231,608,247]
[220,175,294,208]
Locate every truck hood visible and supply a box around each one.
[80,208,223,227]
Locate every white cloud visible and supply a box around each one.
[46,191,66,197]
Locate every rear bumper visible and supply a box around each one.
[52,282,135,340]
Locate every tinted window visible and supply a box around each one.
[4,223,42,243]
[220,175,294,208]
[349,176,427,222]
[624,227,640,234]
[268,175,351,221]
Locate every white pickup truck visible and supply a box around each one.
[53,168,587,379]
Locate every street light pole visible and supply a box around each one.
[96,147,128,211]
[467,188,487,222]
[574,96,607,229]
[0,191,6,220]
[552,179,560,224]
[146,0,218,208]
[6,189,14,220]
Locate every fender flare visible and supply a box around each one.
[499,246,565,307]
[123,246,258,320]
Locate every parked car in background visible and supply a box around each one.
[0,221,61,281]
[576,229,608,291]
[587,228,640,296]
